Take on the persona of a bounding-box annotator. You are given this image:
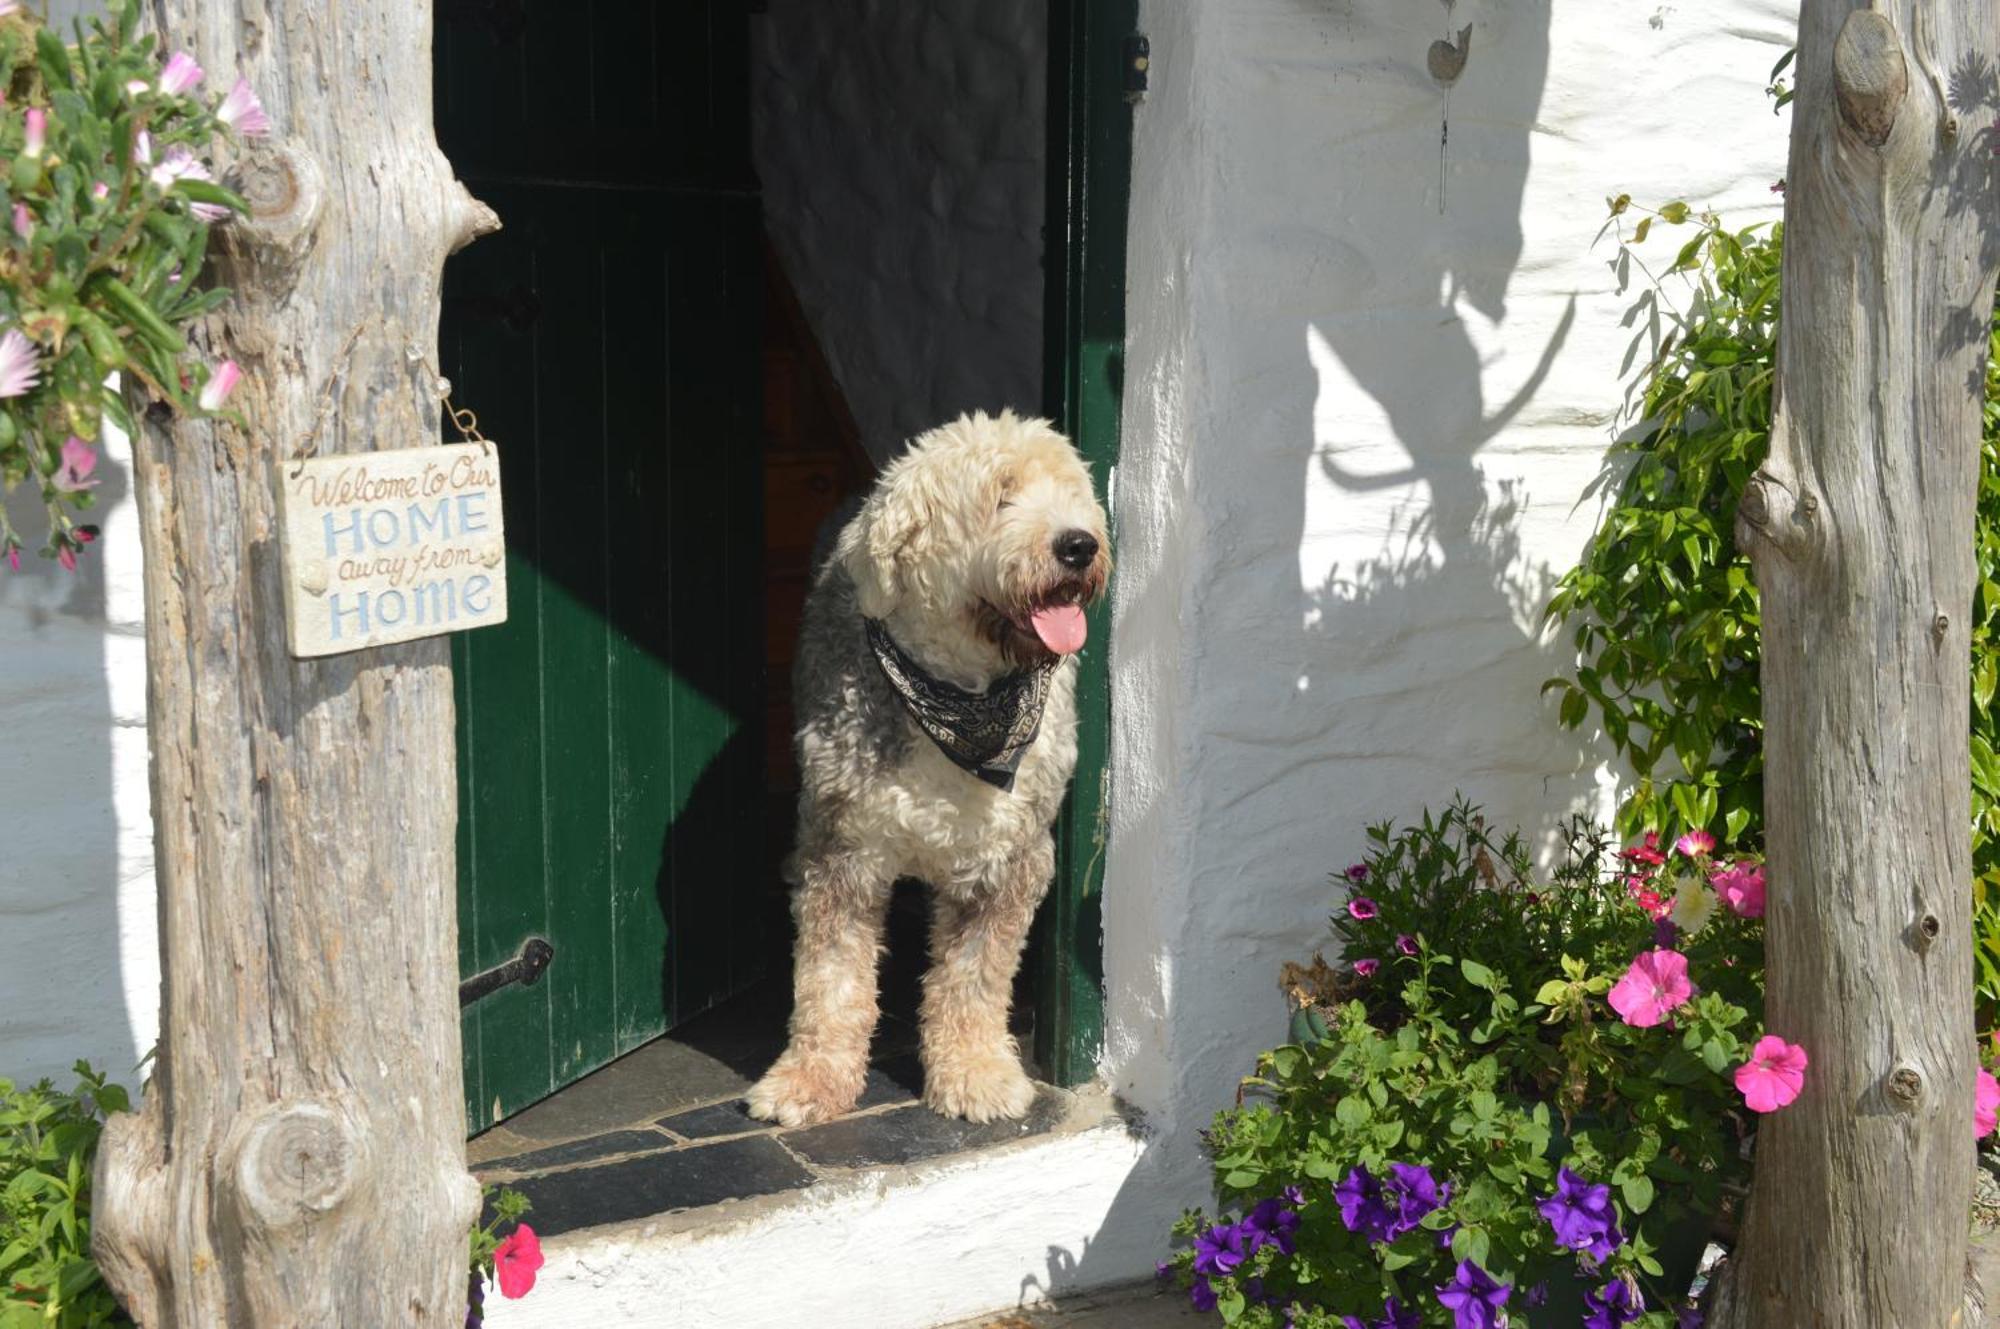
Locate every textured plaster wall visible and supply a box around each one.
[751,0,1047,463]
[1,418,157,1088]
[1094,0,1798,1275]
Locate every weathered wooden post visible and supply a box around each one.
[1711,0,2000,1323]
[91,2,499,1322]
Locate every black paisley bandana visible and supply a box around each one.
[865,618,1057,790]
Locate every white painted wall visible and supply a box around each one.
[1,418,157,1090]
[751,0,1047,464]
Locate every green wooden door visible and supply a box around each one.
[436,1,764,1133]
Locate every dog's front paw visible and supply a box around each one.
[922,1049,1036,1123]
[746,1050,865,1127]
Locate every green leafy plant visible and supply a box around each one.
[0,1063,130,1328]
[1160,805,1780,1327]
[1542,196,2000,1033]
[0,0,261,574]
[3,1060,538,1327]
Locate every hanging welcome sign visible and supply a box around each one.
[277,441,508,658]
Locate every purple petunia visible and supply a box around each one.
[1190,1276,1217,1313]
[1538,1166,1623,1263]
[1436,1260,1511,1329]
[1334,1163,1445,1245]
[1334,1165,1392,1242]
[1353,958,1380,978]
[1243,1197,1301,1256]
[1377,1298,1420,1329]
[1382,1162,1448,1235]
[1395,933,1418,956]
[1584,1277,1645,1329]
[1345,863,1369,882]
[1347,897,1379,920]
[1193,1221,1248,1277]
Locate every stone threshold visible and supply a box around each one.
[468,988,1083,1240]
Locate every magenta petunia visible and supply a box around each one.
[1606,949,1692,1028]
[22,106,43,157]
[1735,1035,1807,1113]
[1348,897,1378,921]
[1977,1068,1999,1139]
[1712,861,1766,918]
[1353,958,1380,978]
[1396,933,1418,957]
[1673,829,1715,860]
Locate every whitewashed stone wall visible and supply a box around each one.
[1094,0,1798,1282]
[751,0,1047,462]
[1,420,156,1090]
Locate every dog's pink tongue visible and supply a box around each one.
[1030,604,1088,655]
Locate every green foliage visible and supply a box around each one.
[2,1061,532,1327]
[0,1064,130,1328]
[0,0,251,572]
[1161,806,1765,1327]
[1544,198,2000,1032]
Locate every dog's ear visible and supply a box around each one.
[838,480,939,620]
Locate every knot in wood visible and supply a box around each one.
[229,1099,363,1230]
[1885,1064,1925,1110]
[1739,479,1771,528]
[227,139,324,263]
[1911,911,1943,951]
[1833,10,1908,147]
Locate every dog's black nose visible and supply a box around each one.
[1053,530,1099,569]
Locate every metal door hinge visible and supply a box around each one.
[459,937,555,1007]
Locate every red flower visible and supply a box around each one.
[493,1225,543,1299]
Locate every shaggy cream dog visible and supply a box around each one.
[747,411,1111,1126]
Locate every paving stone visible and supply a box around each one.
[491,1135,814,1238]
[474,1128,678,1175]
[657,1099,765,1141]
[857,1054,924,1107]
[784,1088,1066,1169]
[496,1035,765,1142]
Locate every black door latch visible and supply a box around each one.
[459,937,555,1007]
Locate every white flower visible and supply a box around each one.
[1668,874,1717,938]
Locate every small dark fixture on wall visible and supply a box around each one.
[459,937,555,1007]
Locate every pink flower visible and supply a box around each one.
[1353,958,1380,978]
[133,129,153,167]
[0,328,40,397]
[1735,1035,1807,1113]
[1619,831,1666,868]
[217,76,270,136]
[1606,949,1693,1028]
[1978,1068,1999,1139]
[9,202,26,239]
[57,544,75,571]
[53,436,98,491]
[1713,862,1766,918]
[124,78,149,97]
[1674,829,1715,860]
[91,181,108,201]
[493,1225,543,1299]
[4,543,17,572]
[1347,897,1378,921]
[22,106,43,157]
[1395,934,1418,957]
[158,52,204,96]
[199,360,241,411]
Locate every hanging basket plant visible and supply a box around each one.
[0,0,264,573]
